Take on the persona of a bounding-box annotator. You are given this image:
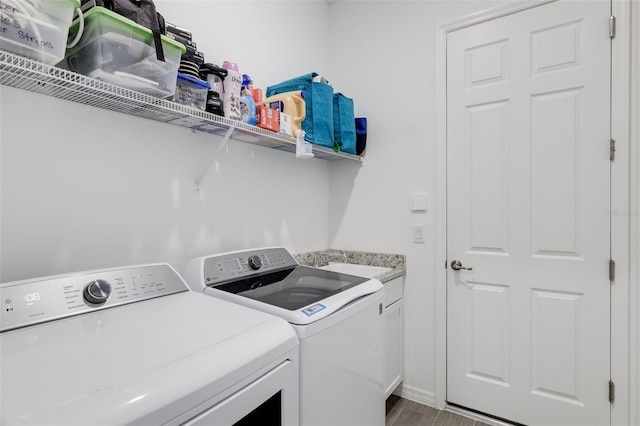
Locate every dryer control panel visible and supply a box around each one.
[0,264,188,332]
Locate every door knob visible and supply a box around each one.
[451,260,473,271]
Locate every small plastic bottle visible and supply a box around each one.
[240,74,257,125]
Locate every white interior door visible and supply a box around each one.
[446,1,611,425]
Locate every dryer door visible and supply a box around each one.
[183,360,298,426]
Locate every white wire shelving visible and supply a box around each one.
[0,50,363,162]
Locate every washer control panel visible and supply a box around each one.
[203,247,298,286]
[1,264,188,332]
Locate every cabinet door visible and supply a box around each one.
[384,299,403,398]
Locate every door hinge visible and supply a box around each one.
[610,139,616,161]
[609,259,616,282]
[445,260,448,269]
[609,380,615,403]
[609,16,616,39]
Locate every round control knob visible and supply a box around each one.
[83,279,112,305]
[248,255,263,270]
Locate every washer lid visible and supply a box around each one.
[214,266,369,310]
[205,276,383,326]
[1,291,297,425]
[184,247,383,325]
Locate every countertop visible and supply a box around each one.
[294,249,405,283]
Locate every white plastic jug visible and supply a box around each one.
[262,90,306,137]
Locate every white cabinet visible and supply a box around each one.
[383,276,404,398]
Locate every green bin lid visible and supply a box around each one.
[70,6,186,54]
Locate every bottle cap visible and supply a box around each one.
[222,61,239,71]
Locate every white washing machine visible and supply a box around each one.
[183,247,385,426]
[1,263,299,425]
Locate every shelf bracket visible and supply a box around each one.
[195,125,235,192]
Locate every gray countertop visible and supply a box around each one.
[294,249,406,283]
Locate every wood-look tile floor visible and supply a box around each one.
[386,396,492,426]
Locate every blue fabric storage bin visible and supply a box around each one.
[266,72,334,149]
[333,93,356,154]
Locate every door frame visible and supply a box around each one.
[434,1,633,425]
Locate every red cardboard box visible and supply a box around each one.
[257,105,280,132]
[251,88,263,104]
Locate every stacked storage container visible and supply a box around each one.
[0,0,80,65]
[61,6,184,98]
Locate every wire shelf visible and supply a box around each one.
[0,50,363,162]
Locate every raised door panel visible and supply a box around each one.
[385,300,403,398]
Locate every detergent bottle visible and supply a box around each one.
[262,90,306,137]
[239,74,257,125]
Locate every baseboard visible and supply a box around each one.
[394,384,436,407]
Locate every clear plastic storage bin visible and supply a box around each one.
[62,6,185,98]
[173,72,210,110]
[0,0,80,65]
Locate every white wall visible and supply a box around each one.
[0,1,333,282]
[325,0,507,403]
[154,1,331,91]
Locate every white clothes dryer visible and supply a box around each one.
[184,247,385,426]
[1,263,299,425]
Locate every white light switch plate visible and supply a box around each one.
[412,225,425,244]
[411,192,428,212]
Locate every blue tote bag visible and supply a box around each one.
[333,93,356,154]
[266,73,334,149]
